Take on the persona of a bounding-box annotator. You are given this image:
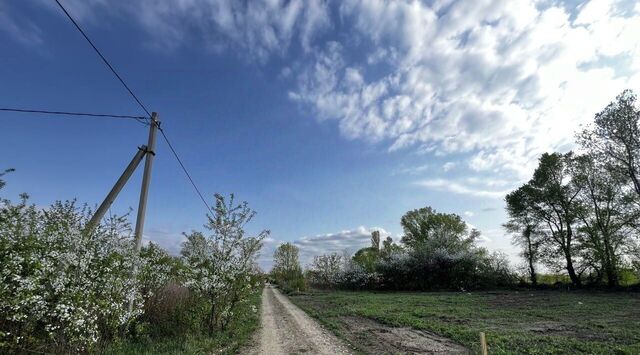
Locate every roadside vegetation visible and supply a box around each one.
[0,171,266,355]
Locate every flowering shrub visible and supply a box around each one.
[0,196,143,352]
[138,242,174,300]
[334,262,379,290]
[180,194,266,334]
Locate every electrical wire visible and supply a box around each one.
[157,126,215,215]
[53,0,151,117]
[53,0,215,216]
[0,107,149,125]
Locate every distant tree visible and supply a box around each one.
[308,253,343,287]
[272,242,305,292]
[504,187,542,286]
[380,236,403,260]
[273,243,301,275]
[352,230,382,272]
[571,154,639,287]
[181,194,266,334]
[400,206,475,253]
[371,230,380,250]
[579,90,640,199]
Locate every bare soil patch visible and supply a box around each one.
[336,316,469,354]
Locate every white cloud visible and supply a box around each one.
[143,227,186,255]
[464,211,474,217]
[415,178,511,199]
[392,163,429,175]
[0,3,43,46]
[37,0,331,62]
[291,0,640,182]
[294,226,391,266]
[442,162,456,172]
[258,226,392,270]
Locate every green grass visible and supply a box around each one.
[290,290,640,354]
[103,291,262,355]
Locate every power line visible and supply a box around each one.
[158,126,215,215]
[0,107,149,125]
[53,0,214,217]
[53,0,151,117]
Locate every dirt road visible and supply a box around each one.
[246,285,352,355]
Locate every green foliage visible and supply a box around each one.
[291,290,640,355]
[400,206,470,252]
[352,247,378,273]
[352,231,383,273]
[579,89,640,199]
[507,153,584,286]
[272,242,306,293]
[105,287,262,355]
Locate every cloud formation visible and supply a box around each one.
[415,178,511,199]
[258,226,391,270]
[43,0,331,62]
[0,3,42,46]
[15,0,639,203]
[294,226,390,266]
[290,0,640,183]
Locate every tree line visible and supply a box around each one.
[505,90,640,288]
[272,206,515,292]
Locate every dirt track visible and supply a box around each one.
[245,285,352,355]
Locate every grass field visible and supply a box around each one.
[290,290,640,354]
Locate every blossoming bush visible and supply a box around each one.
[1,175,266,353]
[180,194,266,334]
[0,195,146,352]
[334,262,380,290]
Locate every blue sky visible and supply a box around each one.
[1,0,639,269]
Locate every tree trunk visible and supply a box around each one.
[528,258,537,286]
[565,251,581,287]
[209,301,216,335]
[565,224,581,287]
[603,235,618,287]
[525,227,537,286]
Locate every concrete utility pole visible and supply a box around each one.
[85,147,147,233]
[85,112,159,244]
[133,112,159,253]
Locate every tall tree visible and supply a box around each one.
[579,90,640,199]
[518,153,584,286]
[353,230,382,272]
[571,154,639,286]
[273,242,301,274]
[272,242,305,291]
[400,207,475,253]
[371,230,381,250]
[505,187,541,286]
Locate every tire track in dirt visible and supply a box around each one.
[245,285,352,355]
